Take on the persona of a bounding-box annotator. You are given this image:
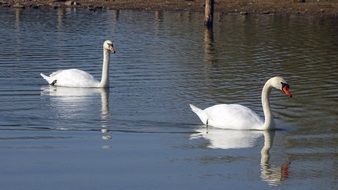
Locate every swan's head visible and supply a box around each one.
[103,40,116,54]
[270,76,292,98]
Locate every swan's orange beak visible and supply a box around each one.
[282,84,292,98]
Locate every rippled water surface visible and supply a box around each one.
[0,7,337,190]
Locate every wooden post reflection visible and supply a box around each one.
[155,10,163,21]
[15,8,22,30]
[112,10,119,22]
[154,11,163,36]
[57,8,65,29]
[203,27,214,64]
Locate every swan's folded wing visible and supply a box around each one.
[50,70,63,77]
[51,69,99,87]
[205,104,263,130]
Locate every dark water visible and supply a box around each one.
[0,7,337,189]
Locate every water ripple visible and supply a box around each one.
[0,8,337,142]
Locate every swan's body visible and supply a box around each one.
[40,40,116,88]
[190,76,292,130]
[190,104,263,130]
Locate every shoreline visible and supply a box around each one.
[1,0,338,17]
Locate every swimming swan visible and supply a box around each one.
[189,76,292,130]
[40,40,116,88]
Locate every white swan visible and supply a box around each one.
[189,76,292,130]
[40,40,116,88]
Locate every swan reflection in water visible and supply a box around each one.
[190,127,289,186]
[41,86,112,143]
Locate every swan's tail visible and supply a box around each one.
[40,73,53,85]
[189,104,208,125]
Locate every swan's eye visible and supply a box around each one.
[281,82,289,88]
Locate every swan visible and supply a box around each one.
[40,40,116,88]
[189,76,292,130]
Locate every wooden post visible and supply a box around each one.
[204,0,214,28]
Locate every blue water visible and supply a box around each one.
[0,7,337,189]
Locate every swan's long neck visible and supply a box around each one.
[99,49,110,87]
[261,80,274,130]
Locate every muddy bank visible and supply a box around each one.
[1,0,338,16]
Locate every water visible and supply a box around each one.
[0,7,337,189]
